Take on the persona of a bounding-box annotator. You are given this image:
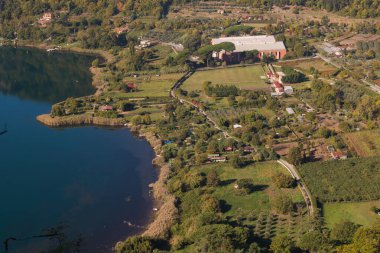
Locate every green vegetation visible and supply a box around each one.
[183,65,267,91]
[343,129,380,157]
[323,201,380,228]
[299,157,380,202]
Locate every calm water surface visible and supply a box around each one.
[0,47,156,253]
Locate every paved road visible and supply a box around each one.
[277,159,314,215]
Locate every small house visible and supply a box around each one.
[331,151,347,160]
[99,105,113,112]
[233,124,242,129]
[224,146,234,152]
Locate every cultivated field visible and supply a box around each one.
[343,129,380,157]
[299,157,380,202]
[323,201,380,228]
[182,65,268,92]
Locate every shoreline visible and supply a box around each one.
[26,43,176,245]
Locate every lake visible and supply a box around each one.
[0,47,157,253]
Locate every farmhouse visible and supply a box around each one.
[211,35,287,63]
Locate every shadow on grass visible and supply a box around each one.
[220,179,237,186]
[219,199,232,213]
[253,184,269,192]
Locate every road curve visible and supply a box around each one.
[277,159,314,215]
[170,71,236,139]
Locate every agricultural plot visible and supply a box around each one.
[193,161,306,239]
[108,73,183,98]
[197,162,305,215]
[343,129,380,157]
[182,65,269,92]
[278,58,337,77]
[299,157,380,202]
[323,201,380,228]
[208,107,276,123]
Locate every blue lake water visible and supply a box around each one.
[0,47,156,253]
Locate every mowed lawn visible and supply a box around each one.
[196,161,304,216]
[343,129,380,157]
[183,65,268,92]
[108,73,183,98]
[323,201,380,228]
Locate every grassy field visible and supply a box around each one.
[343,129,380,157]
[299,157,380,202]
[196,161,304,216]
[278,59,337,76]
[107,73,183,98]
[323,201,380,228]
[173,161,308,241]
[182,65,268,92]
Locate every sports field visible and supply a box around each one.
[343,129,380,157]
[323,201,380,228]
[182,65,268,92]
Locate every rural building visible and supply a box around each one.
[331,151,347,160]
[99,105,113,112]
[38,12,53,27]
[211,35,287,63]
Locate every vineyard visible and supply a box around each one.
[299,157,380,202]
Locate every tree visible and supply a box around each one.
[270,235,295,253]
[330,221,359,244]
[207,170,220,187]
[272,172,295,188]
[272,194,293,214]
[321,15,330,26]
[288,147,303,165]
[230,155,243,168]
[337,225,380,253]
[115,236,156,253]
[235,178,254,194]
[298,231,327,253]
[92,58,100,67]
[51,104,64,117]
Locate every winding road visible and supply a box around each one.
[170,69,315,215]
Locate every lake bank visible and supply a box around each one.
[0,46,163,252]
[23,43,178,248]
